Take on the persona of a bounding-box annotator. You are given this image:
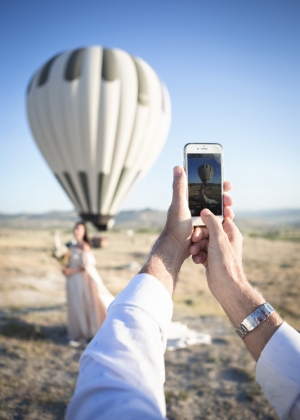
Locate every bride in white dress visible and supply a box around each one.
[62,222,114,344]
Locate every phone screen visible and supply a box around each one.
[187,153,222,216]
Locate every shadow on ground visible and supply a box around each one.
[0,317,68,344]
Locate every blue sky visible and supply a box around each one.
[0,0,299,213]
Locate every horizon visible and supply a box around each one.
[1,207,300,217]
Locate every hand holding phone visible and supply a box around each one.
[184,143,224,226]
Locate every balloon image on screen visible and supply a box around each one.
[26,46,171,230]
[198,164,214,188]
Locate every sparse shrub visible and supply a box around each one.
[185,299,194,306]
[280,263,293,269]
[207,351,219,363]
[245,385,262,400]
[165,390,189,403]
[165,390,175,403]
[220,354,229,362]
[249,230,300,243]
[179,391,189,401]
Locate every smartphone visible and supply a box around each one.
[184,143,224,226]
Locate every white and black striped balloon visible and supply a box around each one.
[26,46,171,229]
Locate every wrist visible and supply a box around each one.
[211,273,283,360]
[160,230,189,263]
[139,232,187,296]
[211,273,265,327]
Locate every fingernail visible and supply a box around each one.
[173,166,182,177]
[201,208,210,216]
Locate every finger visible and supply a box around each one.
[189,238,208,255]
[222,217,241,246]
[223,193,234,207]
[191,226,209,242]
[224,206,234,220]
[171,166,188,213]
[223,181,233,193]
[192,251,208,266]
[200,208,223,240]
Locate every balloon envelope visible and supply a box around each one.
[198,164,214,186]
[26,46,171,229]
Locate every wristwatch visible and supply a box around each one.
[235,302,275,339]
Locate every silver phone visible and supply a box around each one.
[184,143,224,226]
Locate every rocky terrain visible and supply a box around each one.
[0,223,300,419]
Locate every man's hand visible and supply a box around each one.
[161,166,193,260]
[189,210,244,298]
[139,166,234,296]
[162,167,235,262]
[190,209,282,360]
[139,167,191,295]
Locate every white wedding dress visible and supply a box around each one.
[66,246,114,341]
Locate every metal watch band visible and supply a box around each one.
[235,302,275,339]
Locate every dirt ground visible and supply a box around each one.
[1,228,300,419]
[188,184,221,206]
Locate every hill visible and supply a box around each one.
[0,209,167,230]
[0,208,300,231]
[235,209,300,229]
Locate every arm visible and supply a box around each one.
[190,209,300,419]
[67,168,188,419]
[139,166,193,295]
[256,322,300,420]
[67,167,233,419]
[62,266,84,277]
[190,210,282,360]
[66,274,173,420]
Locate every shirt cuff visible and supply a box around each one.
[256,322,300,420]
[108,273,173,333]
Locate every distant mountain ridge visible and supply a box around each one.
[234,209,300,229]
[0,208,299,230]
[0,211,78,229]
[0,209,167,230]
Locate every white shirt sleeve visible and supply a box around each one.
[66,273,173,420]
[256,322,300,420]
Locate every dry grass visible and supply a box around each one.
[0,227,299,419]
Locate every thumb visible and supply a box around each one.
[200,208,223,241]
[171,166,188,213]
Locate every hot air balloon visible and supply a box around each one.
[26,46,171,230]
[198,164,214,187]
